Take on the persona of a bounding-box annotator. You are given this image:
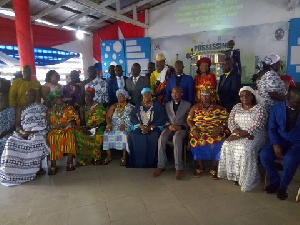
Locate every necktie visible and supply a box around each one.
[133,77,137,85]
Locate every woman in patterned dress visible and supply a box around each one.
[194,57,217,103]
[257,54,286,112]
[0,93,15,157]
[47,90,80,175]
[187,87,228,179]
[41,70,62,107]
[75,87,106,166]
[103,89,134,166]
[218,86,268,192]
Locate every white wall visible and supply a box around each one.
[148,0,300,38]
[54,35,96,78]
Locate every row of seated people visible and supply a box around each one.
[0,53,298,200]
[0,83,299,202]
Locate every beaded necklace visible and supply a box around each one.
[116,103,126,118]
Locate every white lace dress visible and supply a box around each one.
[218,103,268,192]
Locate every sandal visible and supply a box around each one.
[120,157,127,166]
[48,166,58,175]
[192,169,204,178]
[66,163,76,171]
[36,168,46,176]
[103,158,112,165]
[93,159,102,165]
[209,170,219,180]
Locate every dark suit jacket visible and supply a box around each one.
[165,100,191,127]
[107,76,127,106]
[269,102,300,146]
[125,76,150,105]
[166,74,194,103]
[218,70,241,111]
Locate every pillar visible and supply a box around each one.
[13,0,36,79]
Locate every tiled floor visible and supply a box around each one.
[0,158,299,225]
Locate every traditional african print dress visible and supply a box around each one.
[48,105,80,160]
[218,103,268,192]
[0,103,49,186]
[257,70,286,112]
[103,103,134,152]
[0,107,15,156]
[194,73,217,103]
[75,103,106,165]
[189,104,228,161]
[85,77,109,104]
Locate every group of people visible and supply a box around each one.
[0,52,299,202]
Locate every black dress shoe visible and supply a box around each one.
[277,189,288,200]
[264,183,279,193]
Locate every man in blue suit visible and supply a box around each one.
[166,60,194,104]
[260,87,300,200]
[218,57,241,111]
[106,65,127,106]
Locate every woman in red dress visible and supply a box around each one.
[194,57,217,103]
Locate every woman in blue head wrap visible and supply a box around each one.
[127,87,166,168]
[102,89,134,166]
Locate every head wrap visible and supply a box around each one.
[116,88,130,99]
[263,54,280,65]
[47,90,63,105]
[85,86,95,94]
[200,85,218,101]
[239,86,257,96]
[155,53,166,61]
[197,57,212,67]
[141,87,152,95]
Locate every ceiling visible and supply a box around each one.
[0,0,176,33]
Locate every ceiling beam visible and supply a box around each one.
[150,0,178,12]
[89,0,153,28]
[58,9,92,28]
[31,0,72,21]
[0,0,10,7]
[76,0,148,28]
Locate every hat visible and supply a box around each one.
[239,86,257,96]
[85,86,95,94]
[141,87,152,94]
[116,89,130,99]
[197,57,211,67]
[155,53,166,61]
[263,54,280,65]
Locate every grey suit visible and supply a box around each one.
[125,76,150,105]
[157,100,191,170]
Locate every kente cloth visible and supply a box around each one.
[194,73,217,102]
[9,78,41,107]
[0,107,15,156]
[85,77,108,104]
[103,103,134,152]
[189,103,229,148]
[151,66,175,104]
[75,103,106,165]
[0,103,49,186]
[47,105,80,160]
[218,103,268,192]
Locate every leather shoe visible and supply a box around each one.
[152,168,165,177]
[277,189,288,200]
[264,183,279,193]
[175,170,183,180]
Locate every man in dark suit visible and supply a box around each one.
[218,57,241,111]
[260,87,300,200]
[166,60,194,104]
[226,40,242,76]
[125,63,150,105]
[106,65,127,106]
[153,87,191,180]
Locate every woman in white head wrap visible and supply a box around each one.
[102,89,134,166]
[256,53,287,112]
[218,86,268,192]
